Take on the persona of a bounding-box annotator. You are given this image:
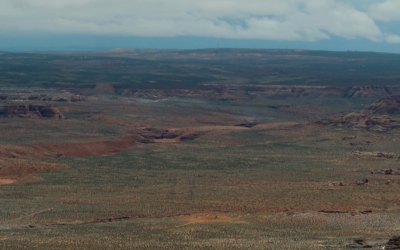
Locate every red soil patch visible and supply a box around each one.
[0,140,135,160]
[0,125,234,184]
[0,139,134,183]
[0,145,40,159]
[32,140,135,158]
[0,179,16,185]
[0,158,66,181]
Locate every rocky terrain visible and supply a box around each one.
[315,95,400,132]
[0,93,84,102]
[115,85,400,100]
[368,95,400,114]
[4,85,400,103]
[346,236,400,249]
[1,50,400,249]
[0,105,64,118]
[315,111,400,132]
[120,88,237,101]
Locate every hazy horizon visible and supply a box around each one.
[1,0,400,53]
[1,35,400,54]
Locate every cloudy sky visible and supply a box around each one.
[1,0,400,52]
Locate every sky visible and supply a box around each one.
[0,0,400,52]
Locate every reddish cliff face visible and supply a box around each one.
[0,105,64,119]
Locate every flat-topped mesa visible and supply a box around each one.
[368,95,400,114]
[0,105,64,119]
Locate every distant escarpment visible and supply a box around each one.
[127,88,236,101]
[246,85,400,98]
[0,105,64,119]
[117,85,400,100]
[345,86,400,98]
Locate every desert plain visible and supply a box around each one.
[1,49,400,249]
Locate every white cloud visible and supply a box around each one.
[369,0,400,22]
[0,0,393,42]
[386,34,400,43]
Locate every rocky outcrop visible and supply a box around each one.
[345,86,400,98]
[0,93,85,102]
[4,85,400,102]
[253,85,400,98]
[1,105,30,117]
[375,169,400,175]
[385,236,400,249]
[346,238,383,248]
[131,88,236,101]
[35,106,64,119]
[235,123,258,128]
[346,236,400,249]
[319,210,371,215]
[314,111,400,132]
[368,95,400,114]
[0,105,64,119]
[119,85,400,100]
[246,85,350,97]
[351,151,396,158]
[246,85,400,98]
[342,136,356,141]
[131,128,184,143]
[69,95,85,102]
[349,141,372,146]
[129,128,206,143]
[94,83,116,94]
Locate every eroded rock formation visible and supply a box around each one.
[0,105,65,119]
[117,85,400,100]
[0,93,85,102]
[314,111,400,132]
[368,95,400,114]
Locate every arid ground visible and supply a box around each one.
[1,49,400,249]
